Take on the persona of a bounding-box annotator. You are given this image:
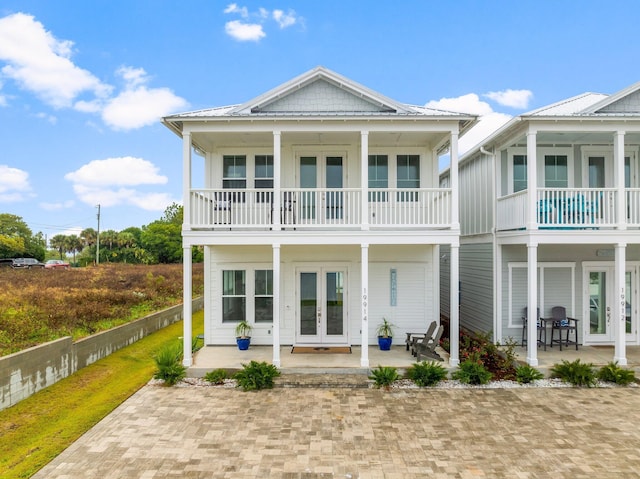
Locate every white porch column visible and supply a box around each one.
[614,131,626,230]
[360,243,369,367]
[182,131,192,231]
[526,130,538,231]
[614,243,627,365]
[449,243,460,366]
[272,244,281,367]
[273,131,282,231]
[450,130,460,230]
[183,246,193,367]
[360,131,369,231]
[526,242,538,366]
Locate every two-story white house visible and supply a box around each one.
[441,81,640,366]
[163,67,476,367]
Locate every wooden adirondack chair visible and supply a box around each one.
[415,325,444,362]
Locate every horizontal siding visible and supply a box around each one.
[439,245,451,318]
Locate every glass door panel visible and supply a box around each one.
[588,156,606,188]
[299,272,318,336]
[586,267,635,343]
[325,157,343,220]
[325,272,344,336]
[300,157,317,220]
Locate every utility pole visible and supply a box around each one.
[96,204,101,265]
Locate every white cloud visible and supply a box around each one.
[224,3,249,18]
[223,5,301,41]
[225,20,265,42]
[65,157,168,187]
[40,200,75,211]
[35,111,57,124]
[426,93,493,116]
[273,9,297,28]
[65,157,175,211]
[0,164,31,202]
[0,13,111,108]
[484,89,533,109]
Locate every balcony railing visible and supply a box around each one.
[628,189,640,226]
[189,188,452,230]
[497,188,624,230]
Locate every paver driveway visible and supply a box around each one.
[34,385,640,478]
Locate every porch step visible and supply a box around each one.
[275,372,373,388]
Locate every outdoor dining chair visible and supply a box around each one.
[549,306,579,350]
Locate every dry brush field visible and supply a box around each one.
[0,263,204,357]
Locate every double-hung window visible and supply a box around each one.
[544,155,568,188]
[397,154,419,201]
[222,270,246,323]
[513,155,527,192]
[223,155,246,203]
[368,154,388,201]
[254,155,274,203]
[254,270,273,323]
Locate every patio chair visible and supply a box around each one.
[405,321,437,352]
[415,325,444,362]
[548,306,579,350]
[521,307,545,349]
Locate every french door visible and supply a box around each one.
[296,268,347,344]
[299,155,344,221]
[584,265,635,343]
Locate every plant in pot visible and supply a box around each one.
[235,320,253,350]
[376,318,395,351]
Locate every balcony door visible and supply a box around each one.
[299,155,344,221]
[296,268,348,345]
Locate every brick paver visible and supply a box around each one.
[33,385,640,478]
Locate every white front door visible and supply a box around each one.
[584,265,635,343]
[296,268,347,344]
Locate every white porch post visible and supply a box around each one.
[449,243,460,366]
[183,246,193,367]
[273,131,282,231]
[272,244,281,367]
[526,242,538,366]
[360,243,369,367]
[182,131,192,231]
[614,243,627,365]
[614,131,626,230]
[450,130,460,230]
[526,130,538,231]
[361,131,369,231]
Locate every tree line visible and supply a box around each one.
[0,203,203,265]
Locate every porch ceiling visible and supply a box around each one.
[502,130,640,148]
[191,130,449,151]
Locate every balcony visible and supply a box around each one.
[188,188,452,230]
[497,188,640,231]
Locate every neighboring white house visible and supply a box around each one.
[162,67,476,367]
[440,81,640,366]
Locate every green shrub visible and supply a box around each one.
[597,361,636,386]
[515,364,544,384]
[369,366,399,389]
[204,368,228,385]
[451,356,493,385]
[234,361,280,391]
[405,361,448,387]
[459,331,517,380]
[153,341,186,386]
[550,359,596,387]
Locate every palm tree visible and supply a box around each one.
[50,234,67,260]
[65,235,84,265]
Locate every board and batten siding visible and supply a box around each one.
[459,153,494,236]
[459,243,494,336]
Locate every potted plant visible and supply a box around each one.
[376,318,395,351]
[235,320,253,350]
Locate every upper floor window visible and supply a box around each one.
[544,155,568,188]
[223,155,246,189]
[513,155,527,192]
[254,155,273,203]
[397,154,419,201]
[368,155,388,201]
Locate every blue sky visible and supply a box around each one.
[1,1,640,239]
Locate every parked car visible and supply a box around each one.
[11,258,45,269]
[0,258,15,268]
[45,259,70,270]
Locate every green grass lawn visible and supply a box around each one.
[0,311,204,479]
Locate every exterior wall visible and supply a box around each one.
[0,298,204,412]
[459,153,493,236]
[459,242,494,336]
[204,244,436,346]
[439,244,451,318]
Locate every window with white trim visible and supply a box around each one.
[397,154,419,201]
[368,154,388,201]
[255,270,273,323]
[222,270,246,323]
[513,154,527,192]
[544,155,568,188]
[254,155,273,203]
